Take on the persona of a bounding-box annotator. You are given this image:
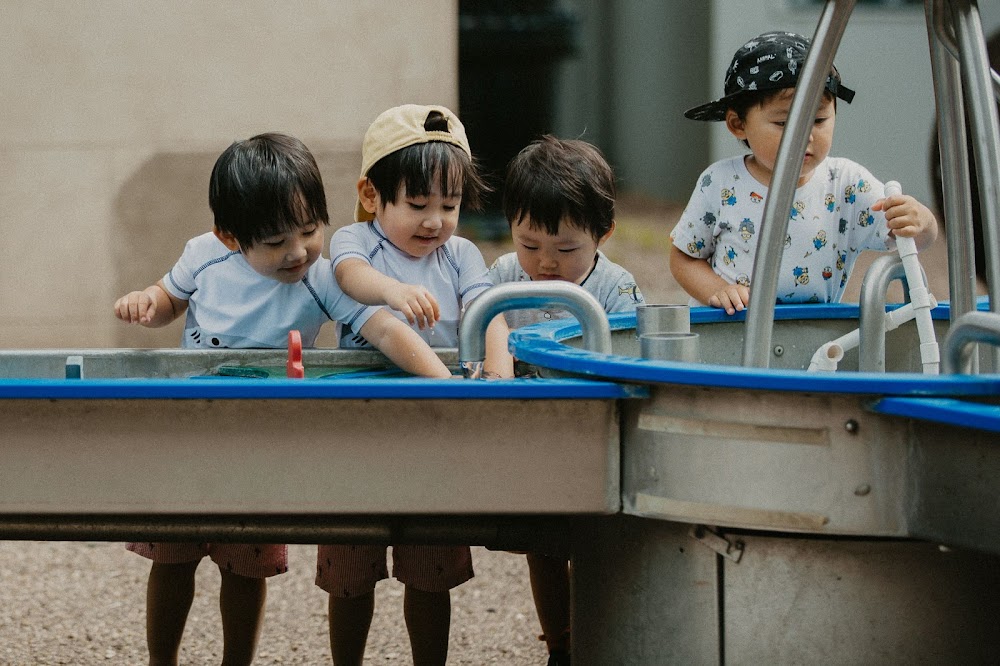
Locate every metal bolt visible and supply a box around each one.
[845,419,859,434]
[854,484,871,496]
[773,345,784,357]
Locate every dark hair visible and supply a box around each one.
[208,132,328,248]
[365,111,488,210]
[503,135,616,241]
[728,88,837,149]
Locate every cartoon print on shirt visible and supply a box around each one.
[844,183,856,204]
[738,218,755,241]
[784,234,792,248]
[825,193,836,212]
[790,201,805,220]
[813,230,827,251]
[722,188,737,206]
[857,178,871,194]
[750,191,764,204]
[687,237,706,254]
[701,211,717,226]
[858,209,874,227]
[700,173,713,190]
[822,266,833,280]
[792,266,809,285]
[723,246,737,266]
[736,274,750,287]
[836,250,847,272]
[618,283,642,303]
[839,217,848,234]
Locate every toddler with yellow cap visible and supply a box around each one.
[317,104,513,665]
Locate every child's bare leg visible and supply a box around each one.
[146,560,199,666]
[403,586,451,666]
[328,591,375,666]
[527,553,571,655]
[219,569,267,666]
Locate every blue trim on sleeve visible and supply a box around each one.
[460,282,494,299]
[345,306,373,333]
[302,277,334,321]
[442,245,460,274]
[331,250,370,265]
[166,270,195,296]
[192,251,239,280]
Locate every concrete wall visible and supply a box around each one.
[0,1,457,348]
[707,0,1000,208]
[554,1,713,203]
[555,1,1000,209]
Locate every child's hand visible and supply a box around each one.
[114,290,157,325]
[707,283,750,316]
[873,194,938,250]
[386,284,440,330]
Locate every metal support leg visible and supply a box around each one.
[743,0,857,368]
[927,0,978,331]
[950,0,1000,369]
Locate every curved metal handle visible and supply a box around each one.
[942,311,1000,374]
[458,281,613,363]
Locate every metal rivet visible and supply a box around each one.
[854,484,871,496]
[773,345,784,356]
[845,419,859,433]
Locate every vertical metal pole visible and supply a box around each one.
[741,0,857,368]
[950,0,1000,370]
[927,0,977,335]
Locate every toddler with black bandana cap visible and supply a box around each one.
[670,31,938,314]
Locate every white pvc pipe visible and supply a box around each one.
[806,300,937,372]
[885,181,940,374]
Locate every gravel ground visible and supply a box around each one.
[0,542,547,665]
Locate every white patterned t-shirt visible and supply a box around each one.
[671,156,893,304]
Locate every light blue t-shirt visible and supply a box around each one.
[671,156,893,304]
[330,220,494,348]
[162,232,379,349]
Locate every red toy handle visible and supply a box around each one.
[287,330,304,379]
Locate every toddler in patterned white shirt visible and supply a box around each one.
[670,31,937,314]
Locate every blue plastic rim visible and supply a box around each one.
[0,377,647,401]
[508,302,1000,397]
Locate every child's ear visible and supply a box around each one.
[357,177,379,216]
[597,220,616,247]
[213,227,242,252]
[724,109,747,141]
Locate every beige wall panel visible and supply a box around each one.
[1,1,457,349]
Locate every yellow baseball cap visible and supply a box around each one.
[355,104,472,221]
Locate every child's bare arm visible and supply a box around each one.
[113,280,187,327]
[670,245,749,316]
[356,308,452,378]
[483,315,514,378]
[873,194,939,252]
[335,258,440,330]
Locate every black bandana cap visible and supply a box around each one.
[684,31,856,122]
